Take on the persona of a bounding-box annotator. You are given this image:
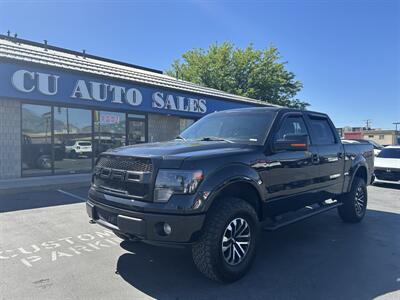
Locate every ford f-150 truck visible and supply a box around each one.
[86,107,374,282]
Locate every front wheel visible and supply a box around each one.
[192,197,259,283]
[337,177,368,223]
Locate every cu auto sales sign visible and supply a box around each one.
[0,61,254,117]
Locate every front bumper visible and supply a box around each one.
[374,168,400,182]
[86,199,206,244]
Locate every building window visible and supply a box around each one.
[22,104,53,176]
[180,118,195,132]
[368,135,374,138]
[54,107,92,174]
[379,134,384,140]
[93,111,126,158]
[127,113,147,145]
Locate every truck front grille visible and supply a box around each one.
[96,155,153,172]
[93,155,153,201]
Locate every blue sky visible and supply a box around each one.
[1,0,399,129]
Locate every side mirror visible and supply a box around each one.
[273,134,309,152]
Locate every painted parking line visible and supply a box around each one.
[57,189,87,201]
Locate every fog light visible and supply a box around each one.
[163,223,172,235]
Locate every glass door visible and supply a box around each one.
[127,114,147,145]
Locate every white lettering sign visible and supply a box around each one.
[0,229,119,268]
[11,69,208,113]
[12,70,59,95]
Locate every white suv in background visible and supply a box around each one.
[374,146,400,183]
[65,141,92,158]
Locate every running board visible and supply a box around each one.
[263,202,343,231]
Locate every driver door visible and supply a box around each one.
[261,113,320,201]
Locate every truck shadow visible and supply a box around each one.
[0,187,88,213]
[116,209,399,300]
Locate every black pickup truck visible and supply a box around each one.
[86,107,374,282]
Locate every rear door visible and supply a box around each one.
[305,113,345,196]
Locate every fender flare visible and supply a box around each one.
[200,163,264,212]
[347,157,369,193]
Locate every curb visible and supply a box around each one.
[0,174,91,196]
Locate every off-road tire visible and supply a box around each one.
[192,197,259,283]
[338,177,368,223]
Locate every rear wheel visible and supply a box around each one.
[192,197,259,283]
[338,177,367,223]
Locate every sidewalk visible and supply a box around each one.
[0,173,91,196]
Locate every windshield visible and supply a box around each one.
[377,148,400,159]
[180,110,277,145]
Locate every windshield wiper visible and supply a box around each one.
[175,135,187,141]
[198,137,234,143]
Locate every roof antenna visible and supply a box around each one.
[44,40,48,51]
[7,30,10,37]
[82,49,86,59]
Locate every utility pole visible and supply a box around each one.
[394,122,400,145]
[393,122,400,132]
[364,119,372,130]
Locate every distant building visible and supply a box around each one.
[362,130,399,146]
[337,127,399,146]
[337,126,364,139]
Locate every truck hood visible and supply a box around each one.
[105,140,254,159]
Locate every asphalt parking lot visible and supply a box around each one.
[0,182,399,300]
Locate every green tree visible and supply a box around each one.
[166,42,309,109]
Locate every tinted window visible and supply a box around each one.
[54,107,92,174]
[275,116,308,141]
[377,148,400,159]
[78,142,91,146]
[309,118,336,145]
[22,104,52,176]
[94,111,126,157]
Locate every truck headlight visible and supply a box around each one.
[154,170,203,202]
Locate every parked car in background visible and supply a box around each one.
[22,135,65,169]
[374,146,400,183]
[342,139,384,156]
[65,140,92,158]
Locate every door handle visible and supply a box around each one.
[311,153,320,164]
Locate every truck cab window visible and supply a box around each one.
[309,118,336,145]
[275,116,308,141]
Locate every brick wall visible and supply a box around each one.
[0,99,21,179]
